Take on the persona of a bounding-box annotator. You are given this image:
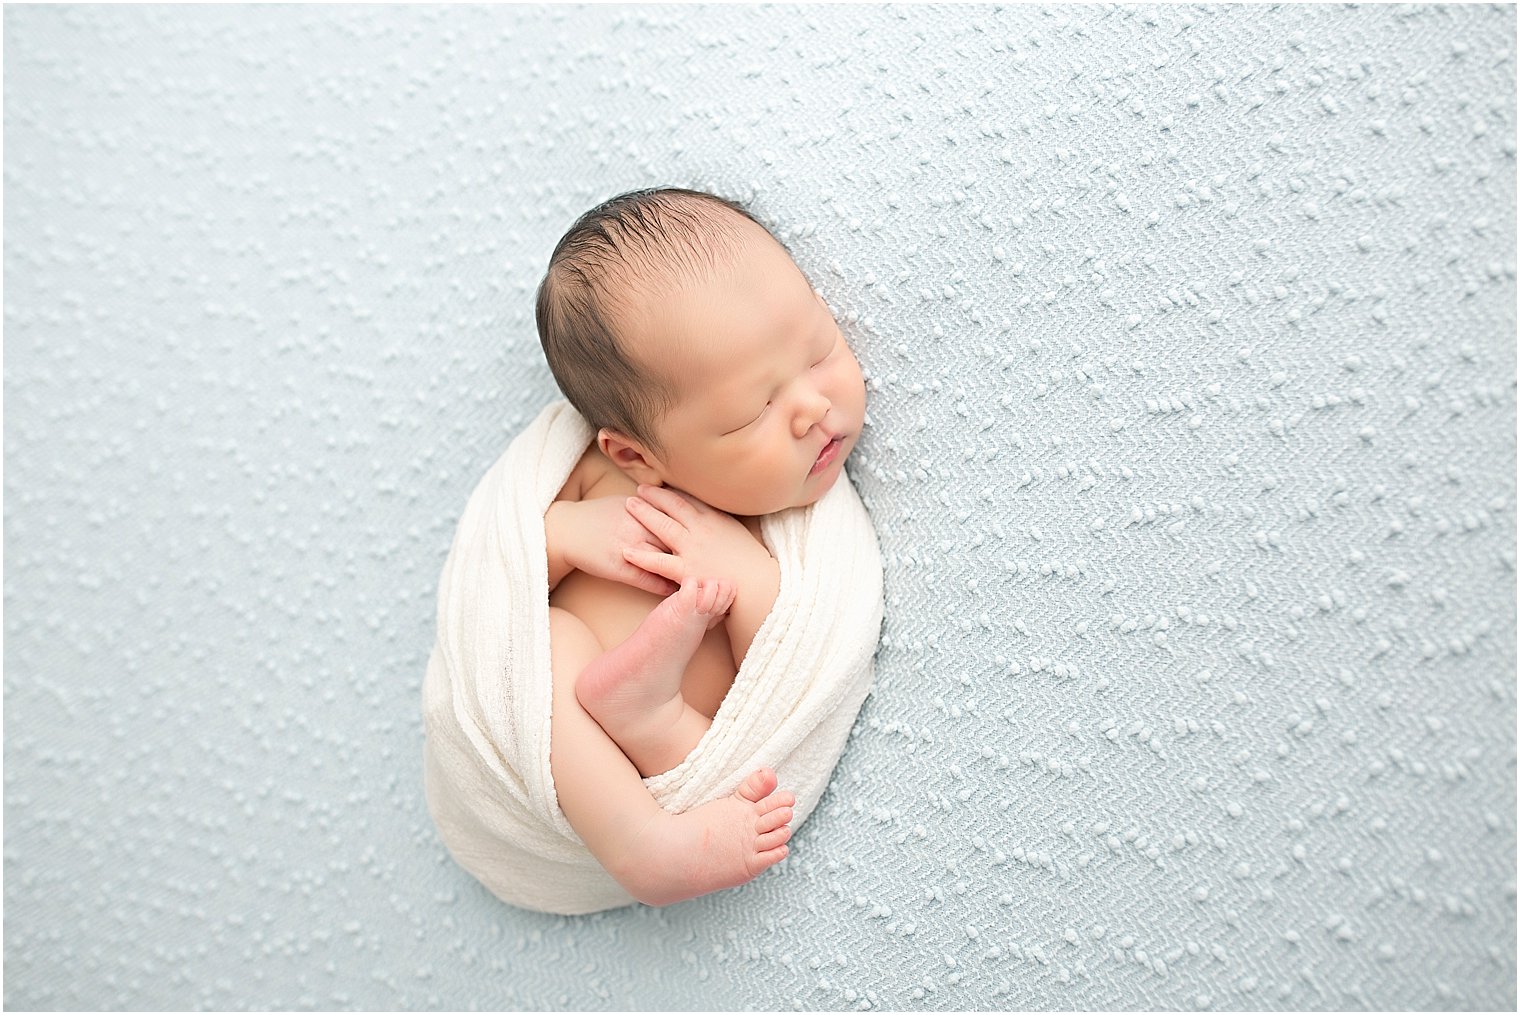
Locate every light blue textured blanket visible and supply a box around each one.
[3,4,1514,1010]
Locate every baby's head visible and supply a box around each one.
[535,187,865,518]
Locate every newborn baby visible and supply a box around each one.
[534,186,867,907]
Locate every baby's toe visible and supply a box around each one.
[748,843,789,875]
[757,805,792,833]
[685,578,721,616]
[756,825,792,853]
[736,767,778,802]
[761,789,795,812]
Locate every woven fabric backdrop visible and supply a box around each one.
[4,4,1515,1010]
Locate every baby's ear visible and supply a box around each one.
[596,427,624,459]
[598,428,646,468]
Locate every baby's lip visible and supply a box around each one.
[808,434,845,471]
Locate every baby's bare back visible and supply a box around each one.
[547,446,748,719]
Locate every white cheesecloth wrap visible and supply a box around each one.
[421,399,885,914]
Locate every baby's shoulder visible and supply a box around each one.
[570,445,634,502]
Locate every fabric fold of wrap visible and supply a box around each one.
[422,399,885,914]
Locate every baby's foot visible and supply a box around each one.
[576,576,736,769]
[613,767,795,908]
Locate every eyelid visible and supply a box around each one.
[724,411,759,437]
[812,333,836,365]
[726,333,834,435]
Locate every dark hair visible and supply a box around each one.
[534,186,778,461]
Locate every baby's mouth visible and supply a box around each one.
[810,435,844,474]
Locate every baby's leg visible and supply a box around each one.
[574,576,735,778]
[548,606,794,907]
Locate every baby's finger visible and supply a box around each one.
[622,545,684,584]
[624,522,673,555]
[624,565,679,598]
[625,496,683,543]
[635,483,700,523]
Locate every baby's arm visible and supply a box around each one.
[546,497,680,597]
[546,500,578,591]
[619,485,782,671]
[723,550,781,672]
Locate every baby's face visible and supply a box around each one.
[599,220,866,518]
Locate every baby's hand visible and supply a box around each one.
[566,495,682,598]
[620,484,770,588]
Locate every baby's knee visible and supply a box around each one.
[548,607,604,710]
[548,605,602,659]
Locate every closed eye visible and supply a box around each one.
[726,407,766,434]
[722,335,837,436]
[811,334,837,368]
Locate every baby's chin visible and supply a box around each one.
[722,490,819,519]
[709,456,847,517]
[746,477,840,518]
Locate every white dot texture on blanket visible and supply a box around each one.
[2,3,1514,1011]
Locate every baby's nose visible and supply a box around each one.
[796,399,830,437]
